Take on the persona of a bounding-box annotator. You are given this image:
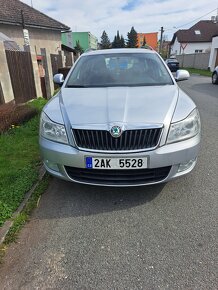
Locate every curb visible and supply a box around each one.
[0,166,46,246]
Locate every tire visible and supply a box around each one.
[212,72,218,84]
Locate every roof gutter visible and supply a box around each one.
[0,20,70,32]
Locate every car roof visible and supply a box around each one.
[82,48,157,56]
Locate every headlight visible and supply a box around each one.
[167,109,200,144]
[40,112,68,144]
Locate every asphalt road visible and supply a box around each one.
[1,75,218,290]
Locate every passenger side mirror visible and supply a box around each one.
[53,73,64,86]
[175,70,190,82]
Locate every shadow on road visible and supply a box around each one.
[35,178,166,219]
[187,83,217,99]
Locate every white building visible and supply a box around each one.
[170,20,218,70]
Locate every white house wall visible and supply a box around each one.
[170,38,181,55]
[171,37,211,55]
[209,36,218,71]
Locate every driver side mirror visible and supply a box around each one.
[53,73,64,86]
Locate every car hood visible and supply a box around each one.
[59,86,178,129]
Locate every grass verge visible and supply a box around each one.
[0,98,47,227]
[0,174,50,262]
[182,67,211,77]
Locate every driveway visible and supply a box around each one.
[1,75,218,290]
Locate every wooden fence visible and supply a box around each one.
[50,53,63,90]
[5,50,37,104]
[0,82,5,105]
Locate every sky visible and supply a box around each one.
[22,0,218,42]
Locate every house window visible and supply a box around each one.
[195,30,201,35]
[195,50,203,53]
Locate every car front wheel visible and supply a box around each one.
[212,72,218,84]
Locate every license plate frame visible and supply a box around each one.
[85,157,148,170]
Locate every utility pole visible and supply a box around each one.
[21,10,30,49]
[159,26,164,55]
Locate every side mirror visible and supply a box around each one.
[53,73,64,86]
[175,70,190,82]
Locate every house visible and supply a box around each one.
[170,20,218,55]
[62,32,98,52]
[0,0,70,54]
[137,32,158,50]
[0,0,70,103]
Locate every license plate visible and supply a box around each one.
[85,157,147,169]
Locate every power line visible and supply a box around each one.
[162,7,218,35]
[174,7,218,29]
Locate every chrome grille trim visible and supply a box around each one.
[72,128,162,151]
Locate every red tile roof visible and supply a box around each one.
[171,20,218,44]
[0,0,70,31]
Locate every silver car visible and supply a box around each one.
[39,48,201,186]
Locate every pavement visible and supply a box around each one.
[0,75,218,290]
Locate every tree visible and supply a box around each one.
[112,31,125,48]
[74,40,84,54]
[127,26,138,48]
[140,36,147,48]
[100,30,111,49]
[142,36,146,47]
[120,35,126,48]
[112,35,117,48]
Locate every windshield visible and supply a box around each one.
[66,53,174,88]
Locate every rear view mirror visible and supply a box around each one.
[53,73,64,86]
[175,70,190,82]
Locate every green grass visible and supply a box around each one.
[0,174,50,262]
[0,98,47,227]
[182,67,212,77]
[3,175,50,245]
[28,97,48,112]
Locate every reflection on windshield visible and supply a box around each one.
[66,53,174,88]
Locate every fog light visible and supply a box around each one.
[45,160,59,172]
[178,158,197,172]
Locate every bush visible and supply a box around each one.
[0,102,38,133]
[28,97,47,112]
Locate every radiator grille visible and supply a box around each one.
[73,128,162,151]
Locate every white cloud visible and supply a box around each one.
[22,0,218,41]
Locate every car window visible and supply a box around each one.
[66,53,174,88]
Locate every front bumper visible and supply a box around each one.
[40,134,200,186]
